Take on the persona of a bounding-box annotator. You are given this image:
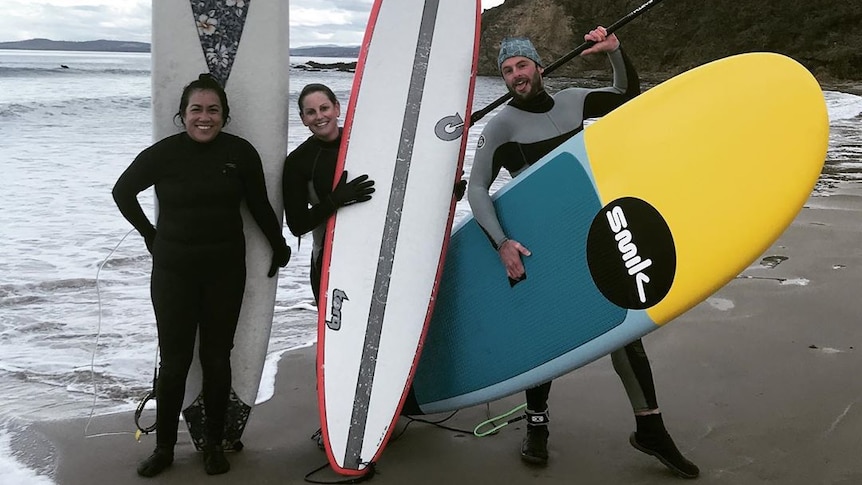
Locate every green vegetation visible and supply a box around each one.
[479,0,862,82]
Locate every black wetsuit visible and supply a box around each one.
[468,48,659,413]
[282,131,342,304]
[113,131,287,448]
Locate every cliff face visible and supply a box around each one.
[479,0,862,83]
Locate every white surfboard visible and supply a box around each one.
[317,0,480,475]
[151,0,289,450]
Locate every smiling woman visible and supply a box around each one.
[181,89,226,143]
[112,72,291,477]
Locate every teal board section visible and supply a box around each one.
[413,139,627,409]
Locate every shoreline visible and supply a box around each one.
[284,58,862,96]
[566,70,862,96]
[10,182,862,484]
[0,338,319,429]
[3,46,861,94]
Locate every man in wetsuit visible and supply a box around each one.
[467,29,699,478]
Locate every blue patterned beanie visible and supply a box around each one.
[497,37,542,71]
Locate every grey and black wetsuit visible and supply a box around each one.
[113,131,287,448]
[282,130,342,304]
[467,47,659,413]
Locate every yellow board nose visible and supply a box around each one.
[584,52,829,325]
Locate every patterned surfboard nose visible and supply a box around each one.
[190,0,250,86]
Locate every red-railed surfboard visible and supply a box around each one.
[317,0,481,475]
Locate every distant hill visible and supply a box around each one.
[0,38,149,52]
[0,38,361,58]
[291,45,360,58]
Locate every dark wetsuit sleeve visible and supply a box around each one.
[282,143,337,237]
[112,147,158,241]
[582,47,640,118]
[236,140,286,250]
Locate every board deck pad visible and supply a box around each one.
[411,52,829,415]
[415,153,627,402]
[317,0,480,475]
[152,0,290,450]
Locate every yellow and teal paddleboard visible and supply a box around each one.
[411,52,829,414]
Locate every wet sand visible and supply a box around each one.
[13,185,862,485]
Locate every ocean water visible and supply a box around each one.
[1,49,861,481]
[0,49,507,424]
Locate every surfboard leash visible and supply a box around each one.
[85,228,165,443]
[302,412,467,482]
[84,229,143,440]
[302,404,528,481]
[397,402,530,439]
[133,360,159,440]
[396,411,473,439]
[473,403,527,437]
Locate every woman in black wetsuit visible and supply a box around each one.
[113,74,290,478]
[282,83,375,305]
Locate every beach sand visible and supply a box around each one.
[12,186,862,485]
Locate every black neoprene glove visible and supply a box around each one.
[267,240,291,278]
[328,172,375,208]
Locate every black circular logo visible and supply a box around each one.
[586,197,675,310]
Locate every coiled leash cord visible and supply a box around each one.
[473,403,527,437]
[134,361,158,440]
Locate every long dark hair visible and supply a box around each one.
[297,83,338,113]
[174,73,230,126]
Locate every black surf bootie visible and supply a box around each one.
[630,413,699,479]
[137,446,174,478]
[203,444,230,475]
[520,408,550,466]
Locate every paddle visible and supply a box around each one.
[469,0,666,125]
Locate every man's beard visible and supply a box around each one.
[507,70,544,101]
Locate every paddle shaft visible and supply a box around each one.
[469,0,665,125]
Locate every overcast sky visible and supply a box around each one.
[0,0,506,46]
